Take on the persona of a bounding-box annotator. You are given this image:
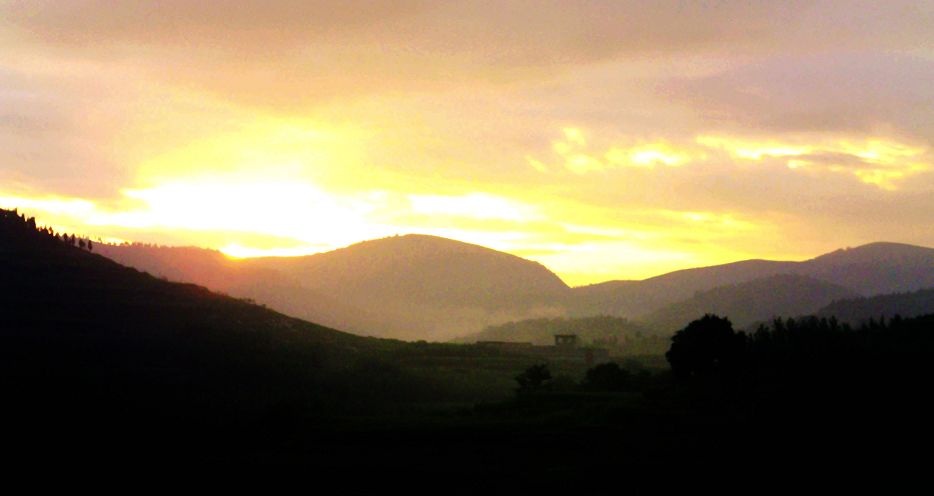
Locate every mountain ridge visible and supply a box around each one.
[642,274,860,332]
[95,231,934,339]
[100,233,571,340]
[816,287,934,324]
[572,242,934,319]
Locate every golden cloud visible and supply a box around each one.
[697,134,931,189]
[534,128,698,174]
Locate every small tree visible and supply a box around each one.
[515,364,552,393]
[582,362,631,392]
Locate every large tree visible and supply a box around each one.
[666,314,746,379]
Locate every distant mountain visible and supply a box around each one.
[245,235,571,340]
[99,234,570,340]
[804,242,934,295]
[98,234,934,340]
[817,287,934,325]
[95,243,384,337]
[572,242,934,319]
[570,260,791,318]
[643,274,860,332]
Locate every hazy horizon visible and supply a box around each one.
[62,226,934,286]
[2,1,932,285]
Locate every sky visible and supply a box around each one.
[1,1,933,285]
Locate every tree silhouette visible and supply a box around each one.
[515,364,552,393]
[582,362,631,392]
[666,314,746,379]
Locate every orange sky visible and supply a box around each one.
[1,1,933,285]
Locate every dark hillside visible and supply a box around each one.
[95,243,385,336]
[570,260,797,318]
[644,274,859,332]
[0,209,472,461]
[816,287,934,324]
[571,242,934,319]
[804,242,934,295]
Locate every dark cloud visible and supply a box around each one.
[0,68,131,197]
[661,53,934,141]
[0,1,842,107]
[4,1,930,109]
[2,1,424,48]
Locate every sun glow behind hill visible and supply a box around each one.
[1,111,802,284]
[3,120,932,285]
[0,180,783,285]
[2,2,933,284]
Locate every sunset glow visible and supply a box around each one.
[2,1,932,284]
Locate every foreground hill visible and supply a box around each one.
[816,287,934,324]
[7,207,931,482]
[94,243,384,338]
[643,274,859,332]
[0,208,518,460]
[0,208,394,398]
[101,234,571,340]
[572,242,934,319]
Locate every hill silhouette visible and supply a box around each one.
[816,287,934,324]
[0,208,497,461]
[98,234,934,340]
[569,259,790,318]
[571,242,934,319]
[8,207,933,481]
[94,243,384,337]
[805,242,934,295]
[101,234,571,340]
[643,274,859,332]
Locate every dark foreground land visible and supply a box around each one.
[2,208,933,491]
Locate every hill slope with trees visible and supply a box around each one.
[571,242,934,319]
[643,274,860,332]
[0,208,521,461]
[816,287,934,324]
